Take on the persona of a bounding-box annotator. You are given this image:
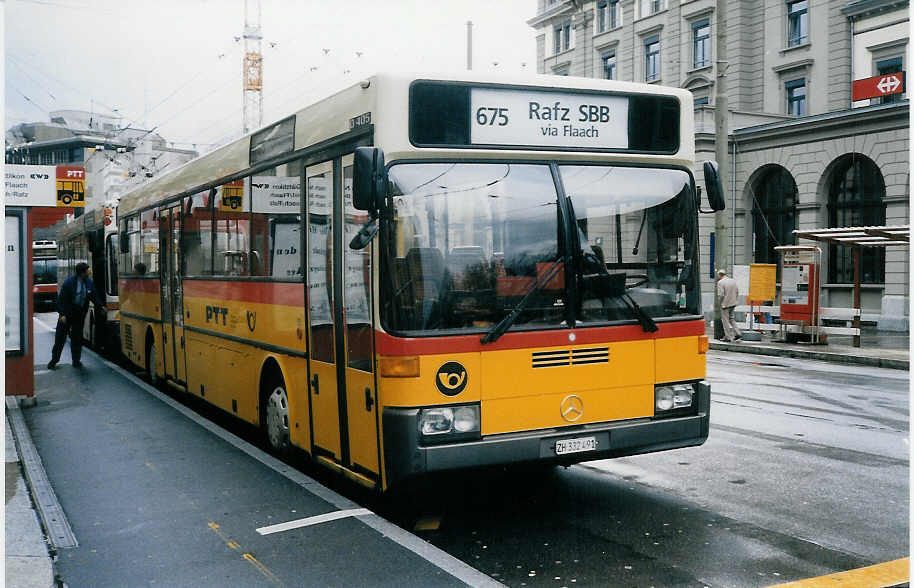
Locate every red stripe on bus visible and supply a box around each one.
[119,278,160,293]
[375,320,705,355]
[183,280,304,306]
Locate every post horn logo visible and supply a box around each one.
[435,361,468,396]
[560,394,584,422]
[246,310,257,332]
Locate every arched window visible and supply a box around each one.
[827,155,886,283]
[751,166,797,265]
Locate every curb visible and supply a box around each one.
[709,343,909,371]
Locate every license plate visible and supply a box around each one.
[554,436,597,455]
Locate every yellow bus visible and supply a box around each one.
[116,71,725,491]
[57,204,120,351]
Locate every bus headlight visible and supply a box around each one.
[655,384,694,413]
[418,404,480,440]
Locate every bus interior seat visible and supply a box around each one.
[405,247,445,325]
[446,246,488,291]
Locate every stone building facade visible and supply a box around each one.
[528,0,909,328]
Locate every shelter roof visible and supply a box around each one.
[793,225,909,247]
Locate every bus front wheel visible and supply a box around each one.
[263,374,290,454]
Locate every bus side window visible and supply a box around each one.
[183,192,213,275]
[106,234,119,296]
[213,179,250,277]
[250,163,301,279]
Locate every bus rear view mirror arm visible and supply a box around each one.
[349,219,379,250]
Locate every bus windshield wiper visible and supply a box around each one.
[481,261,564,344]
[619,291,658,333]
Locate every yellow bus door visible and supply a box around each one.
[306,161,342,459]
[159,205,187,385]
[342,155,379,477]
[306,155,379,481]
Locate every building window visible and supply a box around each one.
[787,0,808,47]
[554,20,571,54]
[596,0,620,32]
[641,0,665,17]
[786,78,806,115]
[693,19,711,68]
[602,51,616,80]
[645,36,661,82]
[827,156,886,283]
[752,166,797,267]
[694,96,710,106]
[876,56,904,104]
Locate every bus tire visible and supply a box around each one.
[60,193,73,205]
[262,369,290,454]
[145,332,158,387]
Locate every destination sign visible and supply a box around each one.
[409,81,679,153]
[470,88,629,149]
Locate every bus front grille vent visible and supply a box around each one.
[572,347,609,365]
[531,347,609,368]
[532,350,570,368]
[124,323,134,351]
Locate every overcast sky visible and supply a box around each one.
[5,0,537,153]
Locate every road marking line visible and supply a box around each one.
[209,522,285,587]
[256,508,373,535]
[767,557,909,587]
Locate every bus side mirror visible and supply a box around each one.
[702,161,726,212]
[353,146,386,215]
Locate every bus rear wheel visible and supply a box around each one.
[145,337,158,386]
[264,377,290,454]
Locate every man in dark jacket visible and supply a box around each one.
[47,262,105,369]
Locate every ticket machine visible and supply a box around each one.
[774,245,821,341]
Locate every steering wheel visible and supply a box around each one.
[625,274,649,288]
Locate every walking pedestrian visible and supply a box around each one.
[716,268,742,343]
[47,262,105,369]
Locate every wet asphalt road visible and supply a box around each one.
[27,310,907,587]
[377,352,909,587]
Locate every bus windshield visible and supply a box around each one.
[560,165,699,324]
[382,162,698,336]
[33,258,59,285]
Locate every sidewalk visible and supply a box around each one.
[6,397,55,588]
[7,320,502,588]
[707,323,910,370]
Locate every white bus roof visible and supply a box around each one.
[118,71,694,217]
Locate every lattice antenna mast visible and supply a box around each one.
[242,0,263,135]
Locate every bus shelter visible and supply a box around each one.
[793,225,909,347]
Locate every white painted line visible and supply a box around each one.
[256,508,373,535]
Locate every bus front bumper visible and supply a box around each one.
[382,382,710,489]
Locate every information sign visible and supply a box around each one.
[5,164,58,207]
[251,176,300,214]
[470,88,629,149]
[852,72,905,102]
[6,215,23,352]
[748,263,777,302]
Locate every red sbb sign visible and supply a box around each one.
[852,72,905,102]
